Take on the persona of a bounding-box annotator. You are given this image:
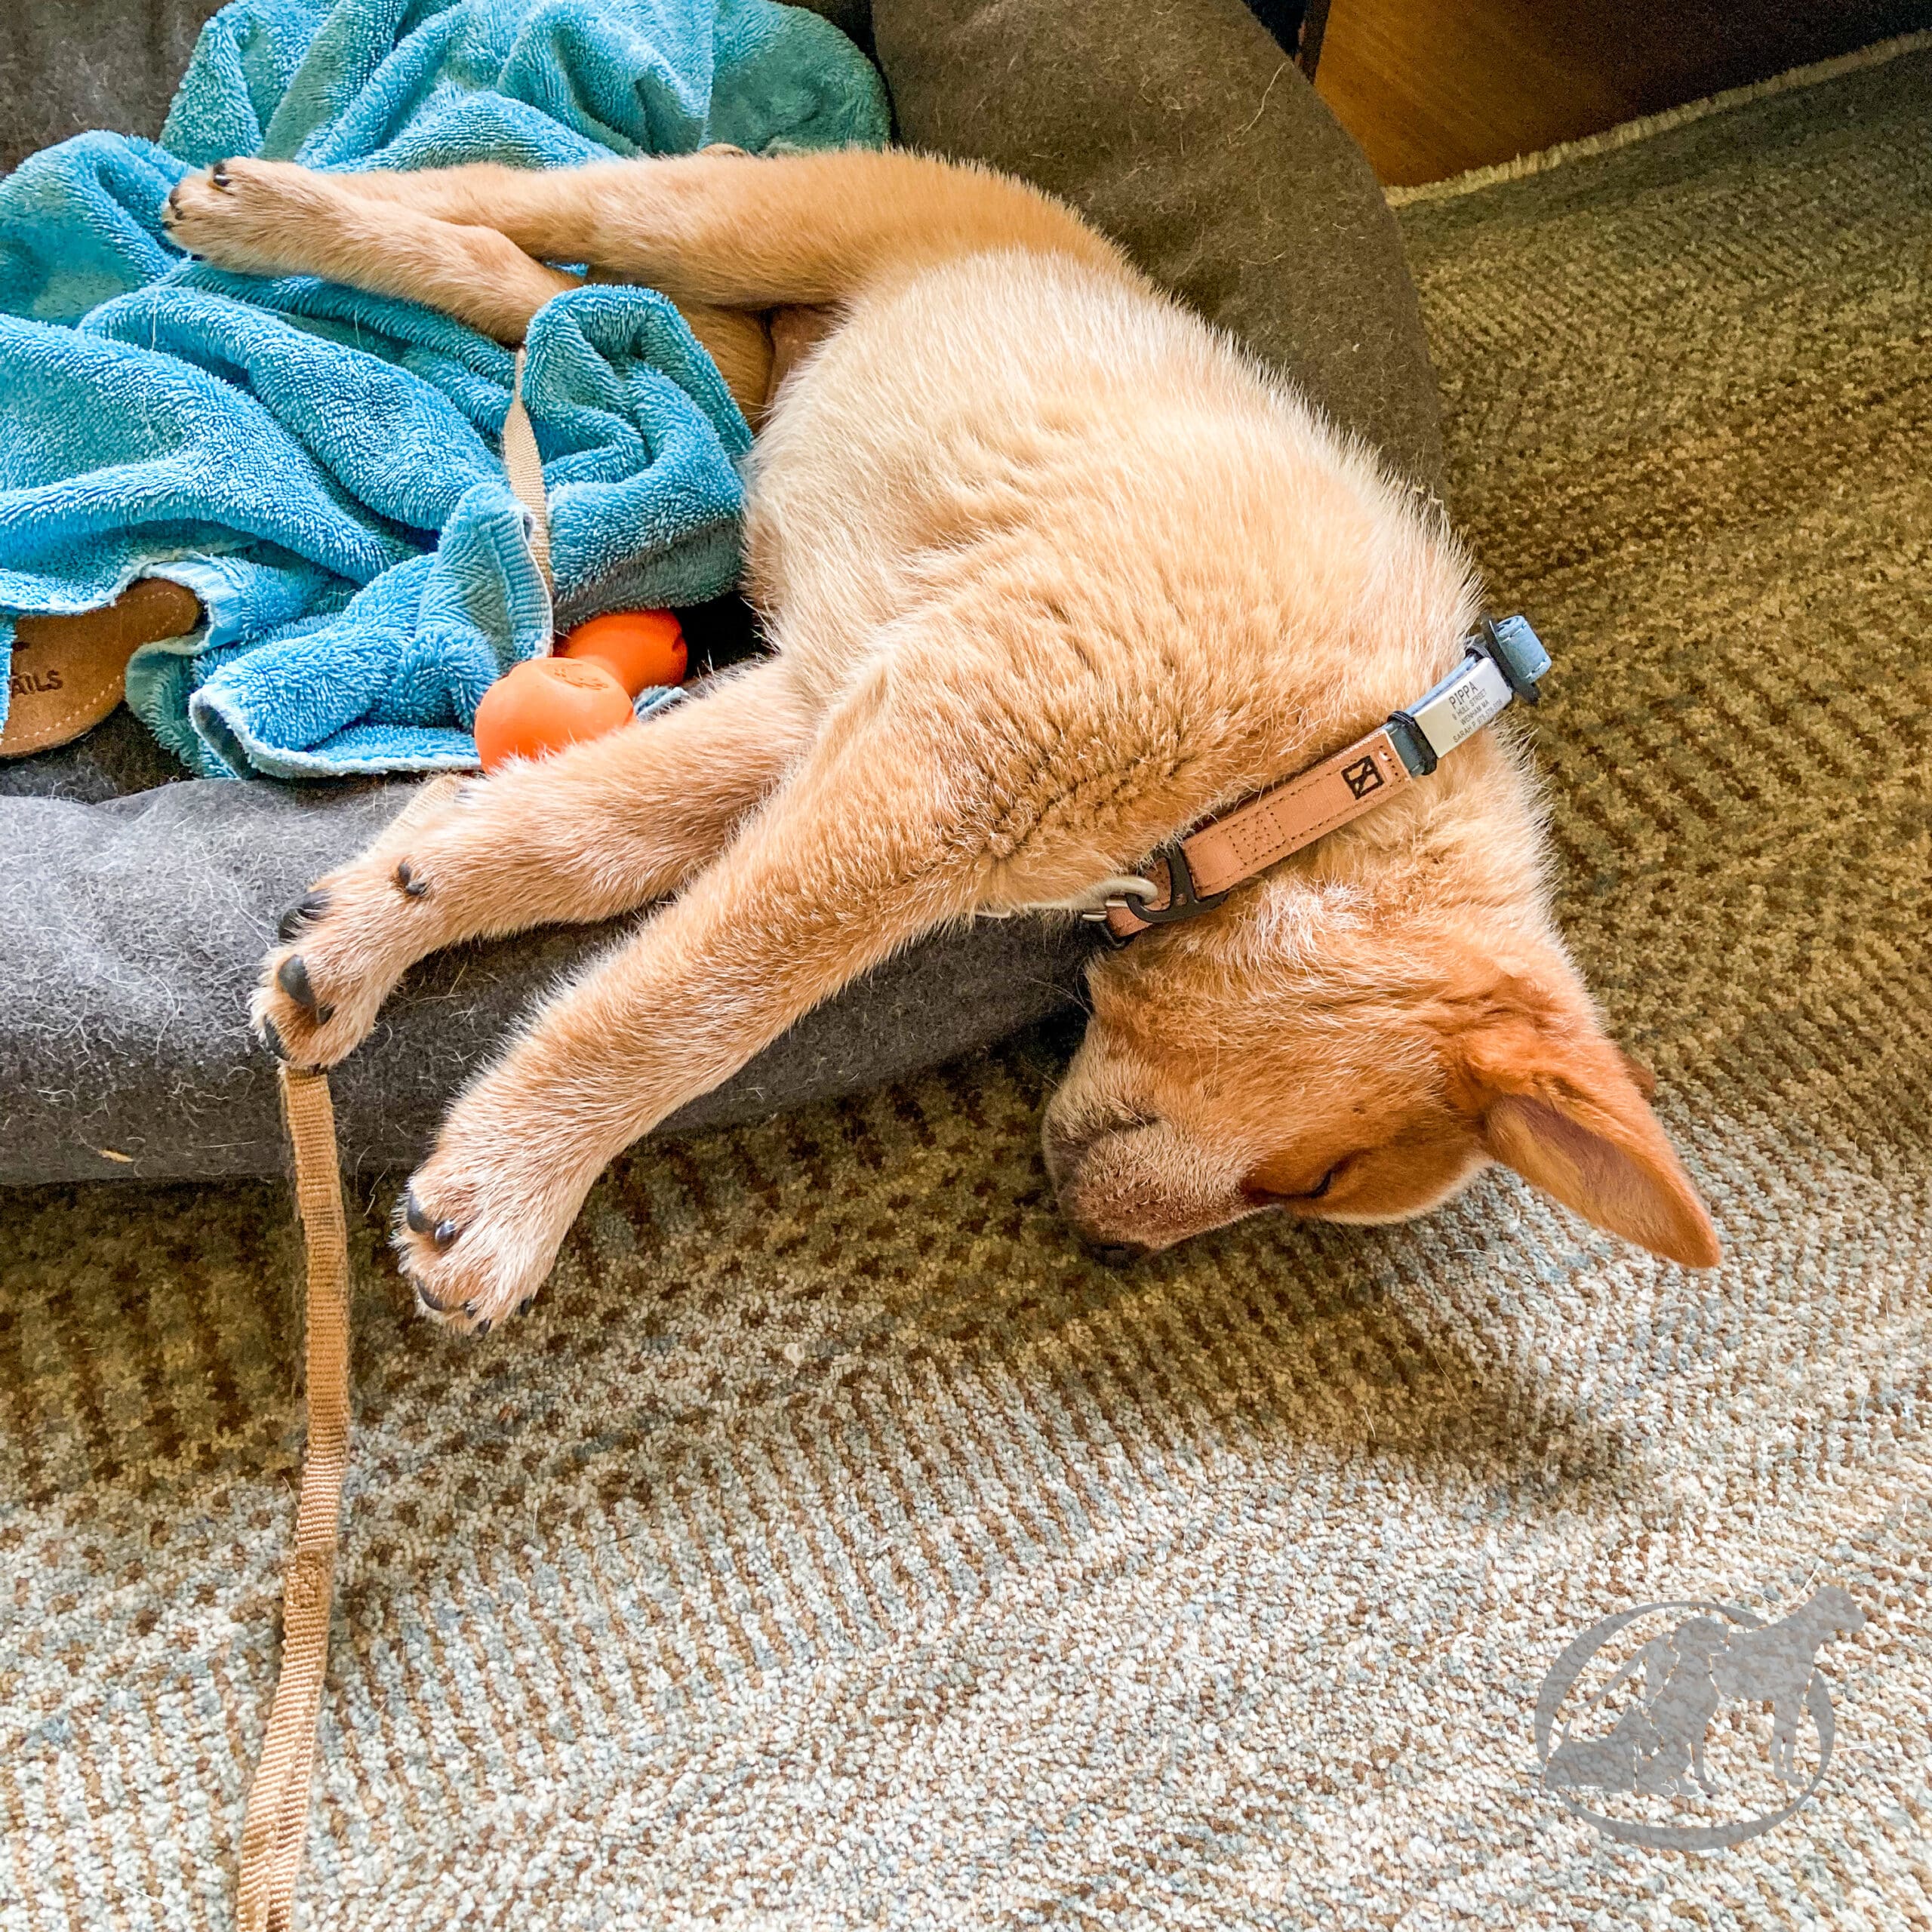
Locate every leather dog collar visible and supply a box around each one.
[1085,616,1550,944]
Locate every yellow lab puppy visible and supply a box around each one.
[165,148,1719,1332]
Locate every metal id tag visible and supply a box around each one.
[1403,650,1515,762]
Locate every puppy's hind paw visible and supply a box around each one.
[161,157,337,277]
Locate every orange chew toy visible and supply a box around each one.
[561,608,687,691]
[472,610,688,773]
[473,657,634,772]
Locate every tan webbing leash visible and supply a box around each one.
[503,345,552,598]
[235,1066,351,1932]
[232,345,555,1931]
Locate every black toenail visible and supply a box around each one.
[403,1186,430,1235]
[211,161,231,189]
[277,891,330,943]
[260,1016,289,1061]
[272,955,331,1023]
[395,860,427,897]
[474,1318,492,1337]
[277,952,319,1012]
[516,1297,534,1316]
[416,1284,452,1314]
[434,1220,459,1249]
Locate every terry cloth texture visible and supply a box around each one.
[0,0,888,780]
[3,40,1927,1931]
[0,0,1443,1187]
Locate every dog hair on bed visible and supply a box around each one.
[163,146,1720,1332]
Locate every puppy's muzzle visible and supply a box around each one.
[1041,1112,1155,1264]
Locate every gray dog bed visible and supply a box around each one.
[0,0,1444,1186]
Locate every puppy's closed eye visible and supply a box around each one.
[1244,1160,1343,1207]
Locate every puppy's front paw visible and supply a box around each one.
[251,776,472,1066]
[162,157,337,276]
[252,884,408,1067]
[392,1121,587,1335]
[252,938,378,1069]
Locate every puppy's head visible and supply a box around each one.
[1044,777,1720,1269]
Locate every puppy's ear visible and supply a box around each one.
[1615,1047,1659,1100]
[1445,983,1721,1268]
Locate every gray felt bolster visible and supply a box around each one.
[0,0,1443,1186]
[0,774,1095,1184]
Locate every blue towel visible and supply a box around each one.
[0,0,888,777]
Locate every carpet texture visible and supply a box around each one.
[3,39,1929,1931]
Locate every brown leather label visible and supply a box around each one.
[1103,728,1412,940]
[2,579,202,758]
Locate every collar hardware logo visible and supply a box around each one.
[1535,1586,1866,1850]
[1340,754,1384,800]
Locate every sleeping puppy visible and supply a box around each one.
[164,147,1720,1332]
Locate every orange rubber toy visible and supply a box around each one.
[472,610,688,773]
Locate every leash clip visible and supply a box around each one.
[1079,838,1229,945]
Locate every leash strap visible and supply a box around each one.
[236,1065,351,1932]
[503,345,552,598]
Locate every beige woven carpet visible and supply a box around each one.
[5,42,1929,1931]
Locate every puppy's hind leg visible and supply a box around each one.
[165,158,777,414]
[305,147,1134,308]
[165,159,578,343]
[255,659,818,1069]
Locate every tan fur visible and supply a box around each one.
[162,148,1719,1331]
